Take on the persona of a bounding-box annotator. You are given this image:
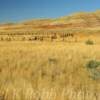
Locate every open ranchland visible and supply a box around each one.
[0,10,100,100]
[0,41,99,100]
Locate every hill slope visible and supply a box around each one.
[0,10,100,31]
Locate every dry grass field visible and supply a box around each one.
[0,40,99,100]
[0,10,100,100]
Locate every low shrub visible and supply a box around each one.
[85,40,94,45]
[85,60,100,69]
[85,59,100,80]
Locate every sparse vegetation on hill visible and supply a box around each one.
[0,10,100,31]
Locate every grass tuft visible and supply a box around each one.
[85,40,94,45]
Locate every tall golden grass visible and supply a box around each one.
[0,41,99,100]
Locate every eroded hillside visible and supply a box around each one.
[1,10,100,31]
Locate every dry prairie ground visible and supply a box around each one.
[0,41,100,100]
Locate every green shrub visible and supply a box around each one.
[85,60,100,69]
[85,60,100,80]
[85,40,94,45]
